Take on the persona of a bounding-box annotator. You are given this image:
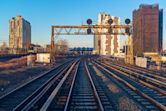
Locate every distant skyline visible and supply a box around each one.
[0,0,166,49]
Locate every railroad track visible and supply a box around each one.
[1,57,165,111]
[1,58,115,111]
[0,58,77,111]
[113,61,166,83]
[92,59,166,111]
[98,58,166,91]
[40,60,115,111]
[101,57,166,79]
[86,62,116,111]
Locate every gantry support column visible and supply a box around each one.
[51,26,55,63]
[125,34,134,65]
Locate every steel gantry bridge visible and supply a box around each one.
[51,19,134,64]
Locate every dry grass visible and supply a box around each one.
[0,56,27,70]
[0,64,50,97]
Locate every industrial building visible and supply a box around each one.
[9,16,31,54]
[133,4,163,56]
[94,12,120,56]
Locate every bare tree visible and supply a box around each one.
[55,39,69,55]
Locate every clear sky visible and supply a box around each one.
[0,0,166,49]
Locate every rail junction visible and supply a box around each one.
[0,56,165,111]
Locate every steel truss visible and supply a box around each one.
[51,25,133,64]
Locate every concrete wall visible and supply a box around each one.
[135,57,147,68]
[36,53,50,63]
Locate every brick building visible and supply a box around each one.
[133,4,163,56]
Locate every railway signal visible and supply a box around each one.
[51,18,134,64]
[87,28,92,34]
[108,18,113,25]
[87,19,92,25]
[125,18,131,24]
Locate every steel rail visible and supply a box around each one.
[13,60,76,111]
[108,60,166,82]
[63,62,79,111]
[86,61,116,110]
[106,62,166,95]
[96,60,166,95]
[0,59,74,111]
[99,60,166,89]
[39,61,78,111]
[0,58,73,100]
[92,60,166,111]
[108,62,166,88]
[102,57,166,81]
[84,62,105,111]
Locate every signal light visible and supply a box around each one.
[87,28,92,34]
[108,28,113,34]
[87,19,92,25]
[108,19,113,25]
[125,18,131,24]
[125,28,130,34]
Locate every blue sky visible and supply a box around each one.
[0,0,165,49]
